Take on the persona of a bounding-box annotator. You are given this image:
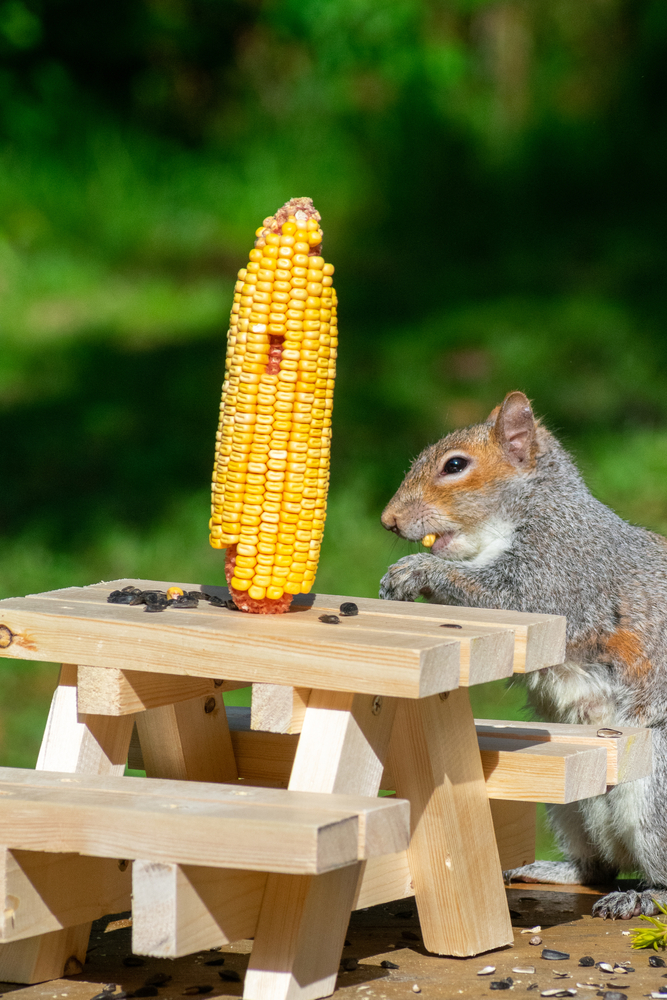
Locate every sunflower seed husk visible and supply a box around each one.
[512,967,536,975]
[542,949,570,961]
[477,966,496,975]
[530,936,543,945]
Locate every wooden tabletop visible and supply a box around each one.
[0,579,566,699]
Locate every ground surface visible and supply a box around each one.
[2,884,665,999]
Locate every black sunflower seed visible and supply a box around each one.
[578,957,595,967]
[318,614,340,624]
[380,960,399,969]
[541,948,569,961]
[218,970,241,983]
[339,602,358,616]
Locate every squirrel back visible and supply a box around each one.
[380,390,667,728]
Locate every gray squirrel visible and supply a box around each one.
[379,390,667,919]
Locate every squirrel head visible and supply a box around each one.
[381,391,545,561]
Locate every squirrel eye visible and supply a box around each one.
[442,456,469,475]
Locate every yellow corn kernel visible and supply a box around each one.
[422,534,437,548]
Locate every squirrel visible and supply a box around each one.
[379,389,667,920]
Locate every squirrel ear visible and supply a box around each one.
[492,391,535,468]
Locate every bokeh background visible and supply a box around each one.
[1,0,666,859]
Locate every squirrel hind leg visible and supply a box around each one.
[503,858,616,887]
[592,887,667,920]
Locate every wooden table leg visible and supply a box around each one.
[0,664,136,984]
[244,691,397,1000]
[388,688,513,956]
[135,689,238,783]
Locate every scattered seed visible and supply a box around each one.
[530,936,543,945]
[92,994,115,1000]
[597,728,623,738]
[145,604,166,613]
[218,970,241,983]
[477,966,496,976]
[340,957,358,971]
[182,988,213,996]
[381,960,399,969]
[553,972,572,979]
[597,963,615,973]
[208,595,227,607]
[602,993,628,1000]
[522,926,542,934]
[651,957,667,968]
[439,623,462,629]
[578,958,595,967]
[412,987,421,994]
[611,966,628,974]
[133,989,159,998]
[542,949,570,961]
[123,957,145,967]
[539,991,577,998]
[204,957,225,966]
[319,614,340,624]
[489,981,511,991]
[144,974,171,987]
[512,967,536,975]
[616,962,633,968]
[339,602,359,616]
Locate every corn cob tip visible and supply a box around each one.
[422,534,437,548]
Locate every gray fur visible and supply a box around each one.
[379,395,667,919]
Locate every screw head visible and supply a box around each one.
[204,696,217,714]
[439,691,449,701]
[371,696,382,715]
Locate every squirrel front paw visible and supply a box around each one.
[592,888,667,919]
[379,553,437,602]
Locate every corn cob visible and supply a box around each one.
[209,197,336,614]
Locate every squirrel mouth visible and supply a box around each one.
[430,532,454,554]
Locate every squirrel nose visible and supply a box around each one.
[381,512,401,534]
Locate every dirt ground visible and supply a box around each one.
[2,883,666,1000]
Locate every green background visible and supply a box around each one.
[1,0,666,862]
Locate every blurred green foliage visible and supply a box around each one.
[1,0,666,863]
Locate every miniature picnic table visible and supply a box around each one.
[0,580,653,1000]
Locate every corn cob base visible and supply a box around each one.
[209,197,336,614]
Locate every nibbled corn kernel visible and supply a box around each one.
[210,197,336,613]
[422,534,437,548]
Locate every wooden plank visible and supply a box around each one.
[476,718,653,785]
[244,690,398,1000]
[0,849,131,942]
[0,924,91,985]
[479,736,608,803]
[251,684,311,733]
[19,579,565,676]
[353,851,413,910]
[291,591,565,674]
[132,861,266,958]
[0,768,409,867]
[388,689,513,956]
[489,800,536,870]
[0,596,461,699]
[0,663,135,983]
[0,980,112,1000]
[231,729,297,787]
[136,691,238,784]
[77,667,244,716]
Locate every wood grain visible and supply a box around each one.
[387,689,513,956]
[479,736,608,803]
[0,849,131,943]
[476,718,653,785]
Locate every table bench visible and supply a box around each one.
[0,579,653,1000]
